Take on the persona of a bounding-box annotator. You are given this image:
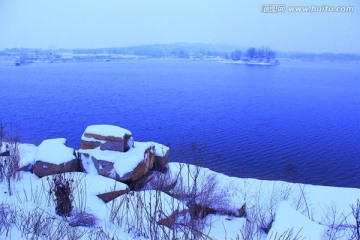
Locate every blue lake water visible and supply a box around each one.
[1,60,360,188]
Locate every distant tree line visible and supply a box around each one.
[230,47,277,62]
[2,45,360,62]
[71,45,226,59]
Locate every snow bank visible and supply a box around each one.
[266,201,327,239]
[10,172,128,211]
[84,125,131,138]
[203,215,247,239]
[160,162,360,229]
[36,138,75,164]
[164,162,235,212]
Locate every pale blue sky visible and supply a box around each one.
[0,0,359,53]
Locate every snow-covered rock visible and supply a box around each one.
[33,138,78,177]
[81,125,133,152]
[151,142,170,172]
[79,125,171,182]
[79,141,155,182]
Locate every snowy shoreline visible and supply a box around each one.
[1,138,360,239]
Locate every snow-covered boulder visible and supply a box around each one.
[266,201,327,240]
[151,142,170,172]
[81,125,133,152]
[33,138,79,177]
[79,141,155,182]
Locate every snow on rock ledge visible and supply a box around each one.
[33,138,79,177]
[81,125,133,152]
[79,141,155,183]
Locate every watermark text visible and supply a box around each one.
[261,4,355,13]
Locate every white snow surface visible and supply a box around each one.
[16,172,128,198]
[84,124,132,138]
[18,143,37,167]
[203,215,247,239]
[1,142,38,168]
[67,172,129,196]
[266,201,327,240]
[0,143,6,153]
[36,138,75,164]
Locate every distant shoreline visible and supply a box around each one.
[1,55,360,66]
[221,59,280,66]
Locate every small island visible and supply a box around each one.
[227,47,279,66]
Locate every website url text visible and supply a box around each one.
[261,5,355,13]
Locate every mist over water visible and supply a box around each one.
[1,60,360,188]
